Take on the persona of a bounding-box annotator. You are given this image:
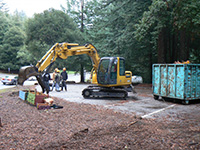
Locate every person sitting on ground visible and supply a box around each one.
[61,67,68,91]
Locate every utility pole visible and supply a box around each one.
[80,0,84,32]
[80,0,85,82]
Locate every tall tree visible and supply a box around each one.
[0,0,7,12]
[87,0,152,82]
[25,9,84,70]
[64,0,91,82]
[135,0,200,63]
[0,12,26,70]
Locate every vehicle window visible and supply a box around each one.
[98,59,110,84]
[119,58,125,76]
[110,59,117,80]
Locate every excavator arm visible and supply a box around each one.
[36,42,100,73]
[18,42,101,93]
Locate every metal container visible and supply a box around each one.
[152,64,200,104]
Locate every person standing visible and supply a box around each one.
[51,68,58,91]
[55,69,61,92]
[43,72,51,94]
[61,67,68,91]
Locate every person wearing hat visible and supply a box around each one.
[55,69,61,92]
[61,67,68,91]
[51,68,58,91]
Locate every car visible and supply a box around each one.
[132,75,143,85]
[1,76,18,85]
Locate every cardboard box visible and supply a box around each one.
[19,90,29,101]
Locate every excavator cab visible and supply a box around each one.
[82,56,133,98]
[97,57,118,85]
[97,57,132,87]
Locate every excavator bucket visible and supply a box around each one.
[18,65,50,94]
[18,66,39,85]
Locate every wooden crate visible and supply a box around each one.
[27,92,36,105]
[26,90,49,106]
[35,95,48,105]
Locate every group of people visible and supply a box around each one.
[43,67,68,93]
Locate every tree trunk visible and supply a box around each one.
[80,0,84,33]
[172,30,179,62]
[157,28,167,63]
[180,29,189,61]
[80,63,84,83]
[80,0,85,82]
[149,48,153,83]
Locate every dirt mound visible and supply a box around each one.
[0,86,199,150]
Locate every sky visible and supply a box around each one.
[5,0,67,17]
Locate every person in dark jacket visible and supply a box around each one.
[43,72,51,94]
[61,67,68,91]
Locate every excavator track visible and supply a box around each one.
[82,85,128,99]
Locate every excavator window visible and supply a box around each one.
[110,58,117,84]
[98,59,110,84]
[97,57,118,85]
[119,58,125,76]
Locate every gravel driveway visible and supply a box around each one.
[36,83,200,120]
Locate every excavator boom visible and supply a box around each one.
[17,43,101,93]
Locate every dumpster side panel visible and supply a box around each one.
[167,65,175,97]
[152,65,160,95]
[152,64,185,99]
[185,65,200,100]
[197,66,200,98]
[175,65,185,99]
[160,65,167,96]
[197,66,200,97]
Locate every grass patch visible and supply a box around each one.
[67,71,76,74]
[0,86,22,94]
[0,88,11,93]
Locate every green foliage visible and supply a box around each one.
[26,9,82,45]
[134,0,200,81]
[25,8,84,70]
[0,0,199,83]
[64,0,96,80]
[0,11,27,70]
[86,0,152,82]
[0,0,7,12]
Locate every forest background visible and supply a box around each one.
[0,0,199,83]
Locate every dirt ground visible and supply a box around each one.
[0,85,200,150]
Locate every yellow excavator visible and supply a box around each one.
[18,42,134,98]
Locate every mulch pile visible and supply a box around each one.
[0,86,199,150]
